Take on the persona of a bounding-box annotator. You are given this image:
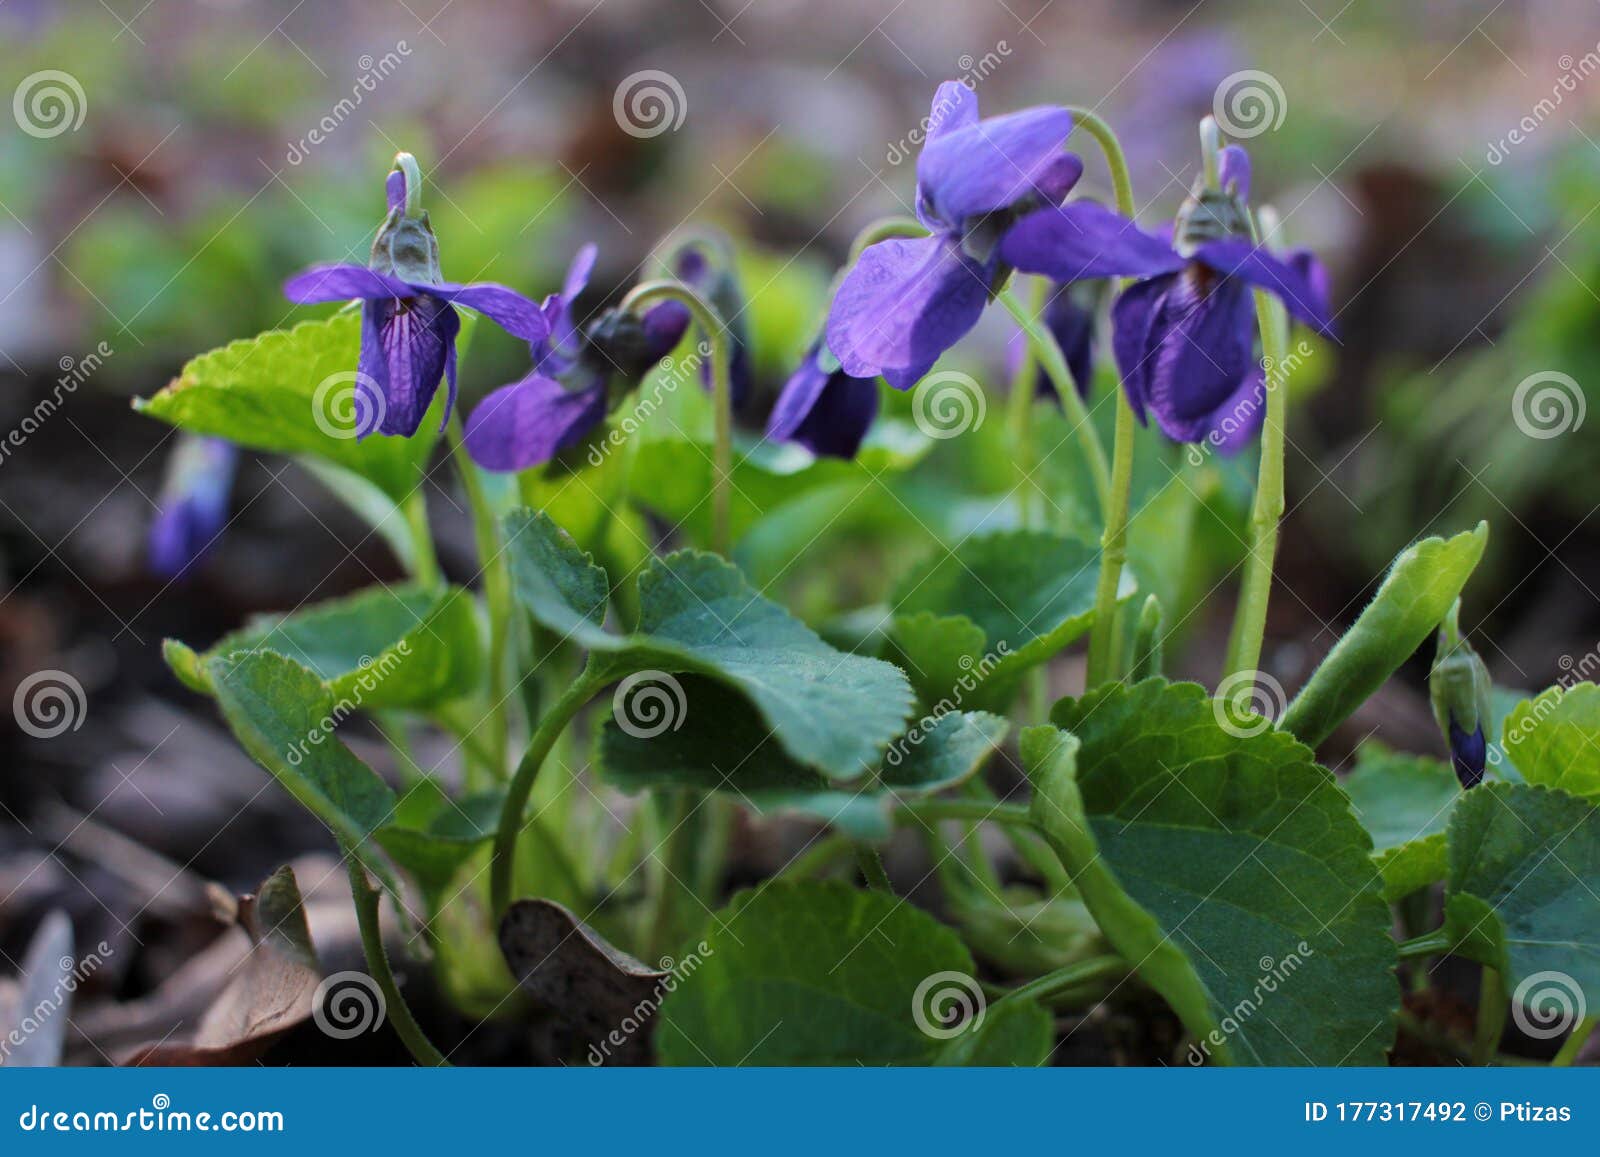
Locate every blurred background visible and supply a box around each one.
[3,0,1600,1061]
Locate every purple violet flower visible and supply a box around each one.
[766,342,880,459]
[998,146,1333,449]
[148,435,238,579]
[825,81,1081,391]
[463,245,695,472]
[283,158,547,440]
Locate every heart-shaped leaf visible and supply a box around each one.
[1278,523,1488,747]
[135,313,459,504]
[1444,782,1600,1008]
[597,675,1007,839]
[169,583,482,711]
[1343,748,1461,900]
[888,530,1134,712]
[505,509,914,781]
[656,880,1040,1065]
[1030,680,1398,1065]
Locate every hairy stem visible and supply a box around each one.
[347,861,449,1066]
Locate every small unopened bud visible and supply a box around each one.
[1429,600,1492,789]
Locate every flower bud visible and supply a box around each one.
[1429,600,1492,788]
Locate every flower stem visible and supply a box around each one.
[856,846,893,893]
[1473,966,1507,1065]
[392,152,423,216]
[490,672,602,917]
[346,860,449,1066]
[988,954,1126,1015]
[998,287,1109,516]
[1552,1016,1597,1066]
[1065,108,1140,689]
[447,414,512,778]
[1223,217,1293,680]
[403,492,441,589]
[620,280,735,555]
[847,216,926,261]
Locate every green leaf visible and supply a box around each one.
[598,676,1007,839]
[935,997,1052,1066]
[135,313,461,503]
[888,530,1134,711]
[656,881,995,1065]
[1502,682,1600,798]
[376,786,503,892]
[205,650,400,894]
[1444,782,1600,1006]
[1030,680,1398,1065]
[172,583,482,711]
[206,649,499,902]
[1278,523,1489,748]
[505,509,914,781]
[1343,747,1461,900]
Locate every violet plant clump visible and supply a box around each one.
[136,95,1600,1071]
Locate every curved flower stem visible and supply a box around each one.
[620,280,735,555]
[490,671,604,917]
[1552,1015,1597,1066]
[1224,206,1293,679]
[347,861,449,1066]
[997,288,1109,516]
[848,215,926,262]
[988,954,1126,1015]
[1065,108,1140,689]
[447,414,512,779]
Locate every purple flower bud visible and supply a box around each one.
[1448,720,1488,790]
[148,436,238,580]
